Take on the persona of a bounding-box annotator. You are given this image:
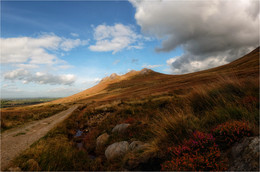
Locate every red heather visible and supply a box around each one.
[161,131,227,171]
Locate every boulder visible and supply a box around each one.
[105,141,129,161]
[96,133,110,149]
[229,136,259,171]
[112,123,130,134]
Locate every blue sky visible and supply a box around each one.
[1,0,258,98]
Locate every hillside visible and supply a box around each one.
[6,47,259,171]
[54,47,259,104]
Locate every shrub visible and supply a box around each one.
[212,121,252,149]
[161,131,227,171]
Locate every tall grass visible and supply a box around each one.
[150,77,259,153]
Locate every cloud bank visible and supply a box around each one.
[1,34,88,64]
[4,69,76,85]
[130,0,259,74]
[89,23,144,54]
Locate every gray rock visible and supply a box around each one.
[105,141,129,161]
[229,136,259,171]
[96,133,110,149]
[112,123,130,134]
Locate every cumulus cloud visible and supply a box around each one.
[4,69,76,85]
[89,23,144,54]
[1,34,88,64]
[130,0,259,74]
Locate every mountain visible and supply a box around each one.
[53,47,259,104]
[13,47,259,171]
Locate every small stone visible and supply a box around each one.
[112,124,130,134]
[96,133,110,149]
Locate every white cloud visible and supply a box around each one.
[81,77,102,85]
[130,0,259,74]
[113,59,120,65]
[4,69,76,85]
[142,64,163,69]
[70,32,79,37]
[1,34,88,64]
[13,64,39,69]
[94,77,102,83]
[60,38,89,51]
[57,64,74,69]
[89,23,145,54]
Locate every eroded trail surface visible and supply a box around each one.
[1,105,79,170]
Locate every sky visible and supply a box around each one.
[1,0,259,98]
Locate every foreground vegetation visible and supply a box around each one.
[11,76,259,171]
[1,104,67,132]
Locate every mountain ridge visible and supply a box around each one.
[53,47,259,104]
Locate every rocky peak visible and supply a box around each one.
[109,73,118,79]
[140,68,152,75]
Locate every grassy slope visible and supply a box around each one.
[11,47,259,171]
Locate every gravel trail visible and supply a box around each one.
[1,105,79,170]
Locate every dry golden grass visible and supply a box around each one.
[1,104,67,131]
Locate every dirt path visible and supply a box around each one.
[1,105,79,170]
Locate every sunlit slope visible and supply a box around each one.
[54,47,259,104]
